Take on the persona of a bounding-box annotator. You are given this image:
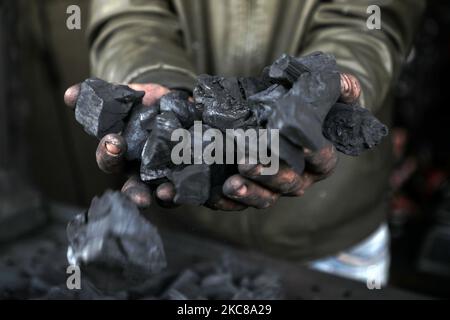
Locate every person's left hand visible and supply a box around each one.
[203,144,338,211]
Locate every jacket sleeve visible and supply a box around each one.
[299,0,425,112]
[87,0,196,90]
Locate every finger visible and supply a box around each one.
[64,83,81,109]
[155,182,179,208]
[339,73,361,104]
[304,143,338,179]
[238,163,303,195]
[96,134,127,174]
[64,82,169,109]
[121,176,152,209]
[208,197,248,211]
[205,186,247,211]
[128,83,170,107]
[223,175,279,209]
[290,172,316,196]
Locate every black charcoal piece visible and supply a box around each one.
[66,191,166,290]
[164,289,189,300]
[160,91,201,128]
[162,269,202,299]
[248,84,288,104]
[248,84,288,126]
[277,136,305,175]
[75,78,144,139]
[268,93,328,151]
[168,164,211,205]
[296,51,338,73]
[188,123,215,164]
[269,54,311,86]
[323,103,389,156]
[237,77,270,98]
[139,101,160,131]
[181,255,284,300]
[268,59,341,151]
[200,273,237,299]
[141,112,181,173]
[122,104,156,161]
[194,75,256,130]
[140,166,171,182]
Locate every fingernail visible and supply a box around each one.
[122,187,151,209]
[64,84,81,109]
[340,73,361,104]
[105,141,121,155]
[234,184,247,196]
[157,184,175,201]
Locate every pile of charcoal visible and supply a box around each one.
[66,190,167,287]
[0,190,282,299]
[66,191,282,299]
[74,52,388,205]
[161,256,283,300]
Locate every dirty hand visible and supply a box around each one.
[64,82,172,209]
[208,72,361,211]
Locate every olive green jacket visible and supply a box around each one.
[87,0,425,260]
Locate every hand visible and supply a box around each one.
[64,82,173,209]
[206,72,361,211]
[209,145,338,211]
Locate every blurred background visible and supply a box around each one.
[0,0,449,298]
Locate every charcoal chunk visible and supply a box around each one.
[141,112,181,173]
[297,51,338,73]
[269,54,310,86]
[277,136,305,175]
[122,104,156,161]
[66,191,166,290]
[188,123,215,164]
[168,164,211,205]
[200,273,237,299]
[140,166,171,182]
[162,269,202,299]
[248,84,288,104]
[195,75,256,130]
[268,57,341,151]
[75,78,144,139]
[323,103,389,156]
[139,101,160,131]
[268,94,325,152]
[237,77,270,98]
[160,91,201,127]
[248,84,288,126]
[170,255,285,300]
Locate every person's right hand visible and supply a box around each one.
[64,82,174,209]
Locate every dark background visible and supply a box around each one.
[1,0,450,298]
